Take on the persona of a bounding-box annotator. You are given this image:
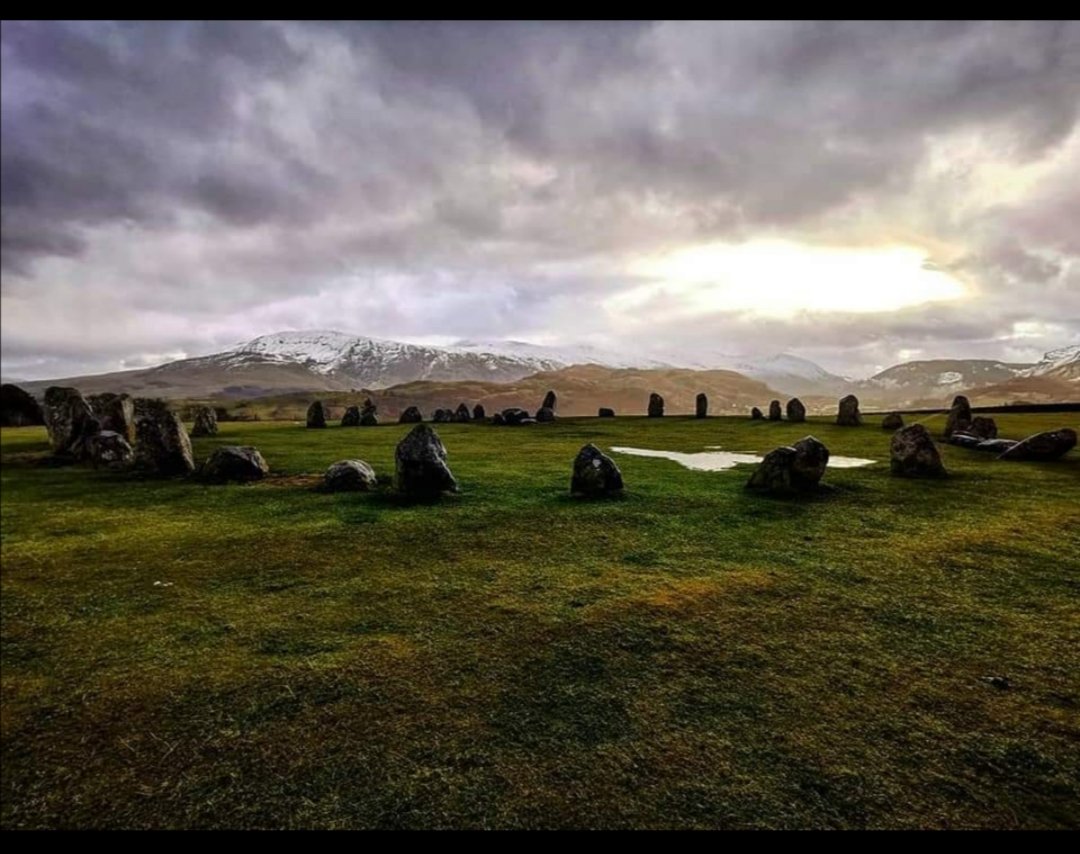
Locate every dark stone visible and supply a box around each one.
[598,407,615,418]
[695,393,707,419]
[947,433,982,449]
[433,409,453,423]
[201,446,269,482]
[890,424,947,477]
[882,412,904,430]
[85,430,134,470]
[502,407,530,425]
[394,424,458,498]
[976,439,1018,454]
[87,393,135,442]
[472,404,486,421]
[360,398,378,426]
[0,383,44,427]
[647,392,664,417]
[324,459,377,492]
[542,390,557,411]
[492,412,506,426]
[341,405,361,427]
[750,407,764,420]
[786,398,806,423]
[134,400,195,475]
[746,435,830,495]
[968,416,998,440]
[944,395,971,438]
[192,405,219,436]
[399,406,423,424]
[535,406,556,422]
[836,394,861,426]
[454,403,471,423]
[570,443,624,497]
[768,400,782,421]
[43,386,96,456]
[997,428,1077,462]
[306,401,327,428]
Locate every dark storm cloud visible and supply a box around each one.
[1,20,1078,378]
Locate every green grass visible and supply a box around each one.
[2,412,1079,829]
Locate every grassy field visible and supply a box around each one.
[2,412,1079,829]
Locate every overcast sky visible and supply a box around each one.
[2,20,1078,380]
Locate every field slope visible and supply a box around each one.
[2,413,1079,828]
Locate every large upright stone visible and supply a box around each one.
[967,416,997,440]
[542,390,557,411]
[201,446,269,482]
[882,412,904,430]
[0,383,44,427]
[192,405,219,436]
[944,395,971,438]
[134,400,195,476]
[454,403,471,423]
[570,444,624,497]
[360,398,378,426]
[648,393,664,417]
[394,424,458,498]
[997,428,1077,462]
[433,409,453,423]
[746,436,830,495]
[43,386,96,456]
[890,424,947,478]
[786,398,806,423]
[750,407,764,420]
[306,401,327,429]
[836,395,862,426]
[341,405,361,427]
[472,404,486,421]
[768,400,782,421]
[695,393,708,419]
[399,406,423,424]
[87,393,135,442]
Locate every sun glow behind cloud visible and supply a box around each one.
[614,240,970,320]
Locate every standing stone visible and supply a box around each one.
[472,404,486,421]
[542,390,557,412]
[647,393,664,417]
[881,412,904,430]
[134,400,195,476]
[492,412,506,426]
[751,407,764,420]
[598,407,615,418]
[201,446,269,482]
[746,436,830,495]
[43,386,96,456]
[0,383,45,427]
[324,459,377,492]
[454,403,471,423]
[768,400,782,421]
[944,395,971,438]
[306,401,327,428]
[786,398,806,423]
[502,407,530,425]
[399,406,423,424]
[695,393,708,419]
[967,416,998,440]
[570,444,624,497]
[535,406,556,423]
[394,424,458,498]
[192,405,219,436]
[87,393,135,442]
[360,398,378,426]
[85,431,134,470]
[836,395,862,426]
[997,428,1077,462]
[890,424,947,478]
[433,409,453,423]
[341,405,361,427]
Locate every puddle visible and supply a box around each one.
[610,446,876,471]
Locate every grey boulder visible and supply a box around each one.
[570,444,624,497]
[890,424,947,477]
[324,459,377,492]
[394,424,458,498]
[202,446,269,482]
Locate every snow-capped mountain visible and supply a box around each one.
[1019,344,1080,383]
